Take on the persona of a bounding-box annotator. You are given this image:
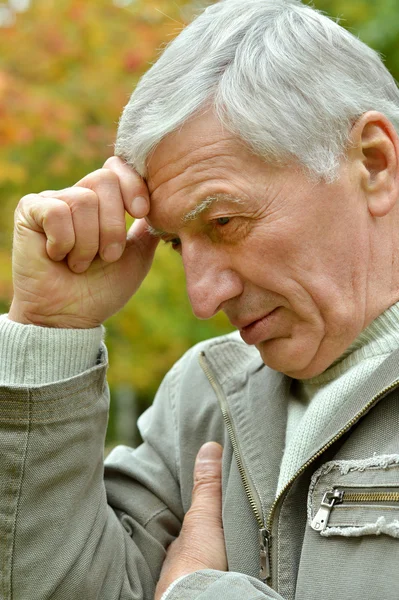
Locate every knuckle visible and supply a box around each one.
[72,241,99,259]
[38,189,58,197]
[185,504,210,523]
[192,480,218,500]
[104,157,147,193]
[131,174,148,192]
[81,168,119,189]
[100,222,126,239]
[18,192,35,205]
[103,156,123,170]
[44,202,69,221]
[15,193,36,214]
[98,168,119,186]
[71,188,98,210]
[194,469,222,486]
[50,237,74,253]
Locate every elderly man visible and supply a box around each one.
[2,0,399,598]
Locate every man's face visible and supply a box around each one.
[146,112,372,379]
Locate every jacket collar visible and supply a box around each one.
[203,335,399,516]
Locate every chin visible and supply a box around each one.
[256,337,325,380]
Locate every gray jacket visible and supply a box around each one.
[1,330,399,599]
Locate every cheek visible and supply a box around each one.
[235,219,355,323]
[237,230,307,290]
[238,243,336,335]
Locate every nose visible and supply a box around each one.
[182,241,243,319]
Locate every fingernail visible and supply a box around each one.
[103,243,124,262]
[197,442,223,462]
[130,196,148,217]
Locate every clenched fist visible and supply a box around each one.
[9,157,159,329]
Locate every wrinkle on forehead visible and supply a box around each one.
[145,111,240,194]
[147,139,238,196]
[144,112,263,236]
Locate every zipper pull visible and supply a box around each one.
[259,528,271,582]
[311,488,343,532]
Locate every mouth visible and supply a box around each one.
[237,308,280,345]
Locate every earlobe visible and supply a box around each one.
[349,111,399,218]
[367,192,396,218]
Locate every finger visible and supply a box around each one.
[103,156,150,219]
[191,442,223,525]
[40,188,100,273]
[154,441,226,600]
[116,219,159,282]
[16,194,75,262]
[177,442,226,572]
[75,170,127,263]
[126,219,159,269]
[126,218,159,250]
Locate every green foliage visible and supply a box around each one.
[0,0,233,446]
[312,0,399,80]
[1,0,399,444]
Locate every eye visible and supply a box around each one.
[216,217,231,226]
[162,234,182,252]
[169,237,181,250]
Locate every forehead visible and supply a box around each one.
[145,112,264,230]
[147,112,240,192]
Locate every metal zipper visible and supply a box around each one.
[199,351,399,584]
[199,352,271,582]
[342,490,399,503]
[265,378,399,534]
[311,487,399,531]
[311,488,344,531]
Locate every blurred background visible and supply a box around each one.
[0,0,398,448]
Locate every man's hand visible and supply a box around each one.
[9,157,159,328]
[155,442,227,600]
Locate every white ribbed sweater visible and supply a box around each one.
[277,302,399,493]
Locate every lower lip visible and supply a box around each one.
[239,309,279,345]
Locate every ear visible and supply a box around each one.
[348,111,399,217]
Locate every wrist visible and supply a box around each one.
[8,303,39,326]
[8,301,102,329]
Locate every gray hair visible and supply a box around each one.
[115,0,399,182]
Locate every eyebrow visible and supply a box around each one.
[147,194,244,239]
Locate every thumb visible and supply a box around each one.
[191,442,223,525]
[154,443,226,598]
[118,218,159,277]
[168,442,227,575]
[126,217,159,253]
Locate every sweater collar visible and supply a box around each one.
[303,302,399,385]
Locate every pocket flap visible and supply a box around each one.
[308,454,399,537]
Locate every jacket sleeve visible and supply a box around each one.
[0,341,184,600]
[163,571,286,600]
[0,317,289,600]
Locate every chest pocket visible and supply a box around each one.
[295,455,399,600]
[309,455,399,537]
